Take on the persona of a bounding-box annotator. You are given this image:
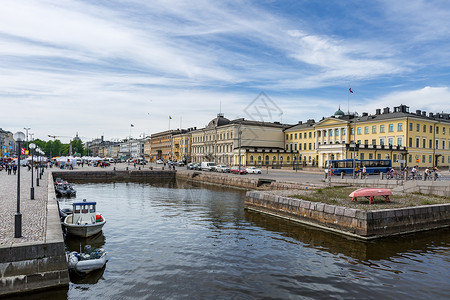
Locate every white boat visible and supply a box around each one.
[63,199,106,237]
[67,245,107,273]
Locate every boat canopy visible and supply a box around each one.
[73,202,97,206]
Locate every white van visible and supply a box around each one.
[201,162,216,171]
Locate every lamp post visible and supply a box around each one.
[36,147,41,187]
[29,143,36,200]
[13,131,25,238]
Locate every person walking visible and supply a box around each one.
[13,163,17,175]
[7,163,12,175]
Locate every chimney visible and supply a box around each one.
[298,121,303,125]
[416,110,421,115]
[383,107,390,114]
[362,112,368,117]
[429,112,434,118]
[375,109,381,115]
[422,111,426,116]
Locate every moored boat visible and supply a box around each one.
[63,199,106,237]
[67,245,107,274]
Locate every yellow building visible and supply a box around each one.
[285,105,450,168]
[172,130,192,162]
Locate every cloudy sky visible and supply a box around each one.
[2,0,450,143]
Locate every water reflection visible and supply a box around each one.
[245,210,450,262]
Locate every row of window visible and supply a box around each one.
[409,138,448,149]
[249,155,315,163]
[286,123,450,141]
[193,131,233,143]
[192,144,233,154]
[410,123,448,135]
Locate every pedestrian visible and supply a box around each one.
[8,164,12,175]
[13,164,17,175]
[411,166,417,179]
[424,167,430,180]
[362,165,367,178]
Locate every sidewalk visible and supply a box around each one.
[0,166,49,246]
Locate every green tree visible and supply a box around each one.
[53,140,63,156]
[71,139,84,156]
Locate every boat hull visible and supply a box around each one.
[64,215,106,237]
[68,251,107,273]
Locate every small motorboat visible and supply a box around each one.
[67,245,107,274]
[63,199,106,237]
[55,182,77,197]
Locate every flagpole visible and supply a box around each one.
[169,117,171,130]
[347,84,350,115]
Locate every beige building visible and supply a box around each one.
[172,130,192,162]
[191,113,290,166]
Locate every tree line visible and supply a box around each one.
[26,139,87,157]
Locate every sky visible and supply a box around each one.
[2,0,450,143]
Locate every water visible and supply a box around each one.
[18,179,450,299]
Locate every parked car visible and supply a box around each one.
[186,163,195,170]
[177,161,185,166]
[246,167,262,174]
[201,162,217,172]
[230,166,248,174]
[193,163,201,170]
[156,160,164,164]
[215,165,230,173]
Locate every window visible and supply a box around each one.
[286,134,290,140]
[250,155,254,162]
[429,155,432,163]
[357,140,361,144]
[409,137,412,147]
[422,155,425,163]
[309,132,312,138]
[380,125,385,133]
[357,127,361,134]
[329,130,333,136]
[364,126,369,134]
[388,124,394,132]
[290,143,293,151]
[409,123,413,131]
[415,137,420,148]
[429,139,432,148]
[422,138,426,148]
[372,139,376,145]
[299,143,302,150]
[409,155,412,163]
[290,134,293,140]
[398,123,403,131]
[369,153,373,159]
[342,128,346,135]
[285,144,288,150]
[393,154,397,162]
[304,143,306,150]
[435,139,439,149]
[304,133,307,138]
[380,138,385,145]
[377,154,381,159]
[443,140,446,150]
[336,129,339,136]
[423,125,426,132]
[364,140,369,145]
[443,127,446,135]
[360,153,365,159]
[397,137,403,146]
[308,143,312,150]
[388,138,393,146]
[416,124,420,132]
[436,126,439,134]
[372,125,376,133]
[294,143,297,151]
[317,131,321,138]
[351,128,354,135]
[295,133,297,139]
[430,125,433,133]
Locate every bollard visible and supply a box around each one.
[150,166,153,170]
[341,172,344,179]
[380,172,383,180]
[139,167,141,170]
[404,172,407,180]
[423,173,426,181]
[126,167,128,170]
[113,167,116,171]
[358,172,362,179]
[324,173,327,180]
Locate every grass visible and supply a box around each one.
[291,187,450,210]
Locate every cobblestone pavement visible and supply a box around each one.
[0,166,48,246]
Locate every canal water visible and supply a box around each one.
[20,179,450,299]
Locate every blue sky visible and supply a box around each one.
[2,0,450,143]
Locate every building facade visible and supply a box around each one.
[191,113,291,166]
[172,130,193,162]
[285,105,450,168]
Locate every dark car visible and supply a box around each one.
[230,166,247,174]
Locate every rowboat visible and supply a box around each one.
[349,188,392,204]
[67,245,107,274]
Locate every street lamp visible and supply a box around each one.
[36,147,41,187]
[13,131,25,238]
[29,143,36,200]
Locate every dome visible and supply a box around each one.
[207,114,230,128]
[334,106,345,118]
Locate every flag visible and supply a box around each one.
[169,116,172,119]
[131,124,134,127]
[349,88,354,94]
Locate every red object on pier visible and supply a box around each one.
[349,188,392,204]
